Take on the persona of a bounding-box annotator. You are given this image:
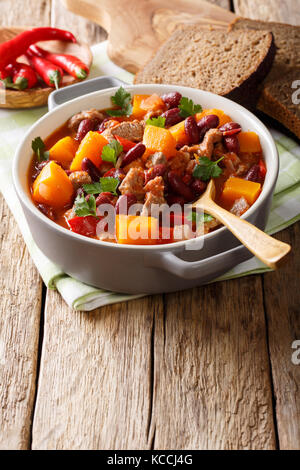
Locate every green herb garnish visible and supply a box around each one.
[178,97,202,118]
[101,139,123,166]
[74,194,97,217]
[31,137,50,162]
[146,116,166,128]
[106,87,132,117]
[187,211,214,225]
[193,156,224,181]
[83,177,120,196]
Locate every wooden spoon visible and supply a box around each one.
[192,180,291,269]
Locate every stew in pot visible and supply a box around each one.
[29,88,266,245]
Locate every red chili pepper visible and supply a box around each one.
[0,27,76,69]
[26,51,63,89]
[6,62,38,89]
[28,45,89,80]
[67,216,98,237]
[114,135,136,152]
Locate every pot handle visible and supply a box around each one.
[145,244,252,280]
[48,76,127,110]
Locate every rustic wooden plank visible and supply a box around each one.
[0,0,49,450]
[31,292,161,450]
[0,195,43,449]
[51,0,107,45]
[233,0,300,25]
[151,277,276,449]
[0,0,51,26]
[233,0,300,450]
[263,224,300,450]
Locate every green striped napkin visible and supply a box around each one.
[1,42,300,311]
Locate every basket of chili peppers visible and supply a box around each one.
[0,26,92,108]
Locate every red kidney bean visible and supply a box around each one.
[197,114,220,141]
[224,135,240,154]
[219,122,241,136]
[95,117,110,133]
[96,192,116,207]
[184,116,200,145]
[244,164,263,184]
[32,160,48,180]
[121,142,146,167]
[115,194,137,214]
[81,157,101,182]
[161,108,182,127]
[168,171,194,202]
[75,119,95,142]
[37,203,55,220]
[166,194,185,206]
[144,164,167,184]
[190,179,207,196]
[161,91,182,109]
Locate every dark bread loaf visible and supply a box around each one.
[230,17,300,138]
[134,27,275,108]
[258,68,300,139]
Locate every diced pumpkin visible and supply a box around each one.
[116,215,159,245]
[33,161,74,208]
[143,124,177,159]
[140,93,165,112]
[131,94,151,119]
[70,131,108,171]
[195,108,232,128]
[49,136,78,164]
[169,120,188,146]
[238,131,262,153]
[220,177,261,206]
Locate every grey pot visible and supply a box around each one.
[13,77,279,294]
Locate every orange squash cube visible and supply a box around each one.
[49,136,78,164]
[169,120,189,146]
[32,161,74,208]
[195,108,232,128]
[238,132,262,153]
[140,93,165,112]
[70,131,108,171]
[143,125,177,159]
[221,177,261,206]
[116,215,159,245]
[131,94,151,119]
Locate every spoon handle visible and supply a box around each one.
[197,199,291,269]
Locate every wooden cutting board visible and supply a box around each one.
[62,0,236,73]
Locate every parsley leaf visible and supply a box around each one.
[106,87,132,117]
[146,116,166,128]
[193,156,224,181]
[83,177,120,196]
[101,139,123,166]
[178,97,202,118]
[187,211,214,224]
[31,137,50,162]
[74,194,97,217]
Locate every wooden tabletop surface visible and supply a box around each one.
[0,0,299,450]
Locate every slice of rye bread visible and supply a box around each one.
[230,18,300,81]
[230,18,300,138]
[134,27,276,108]
[258,68,300,139]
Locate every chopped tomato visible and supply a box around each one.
[258,159,267,178]
[115,135,136,152]
[67,216,98,237]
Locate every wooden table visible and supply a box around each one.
[0,0,299,450]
